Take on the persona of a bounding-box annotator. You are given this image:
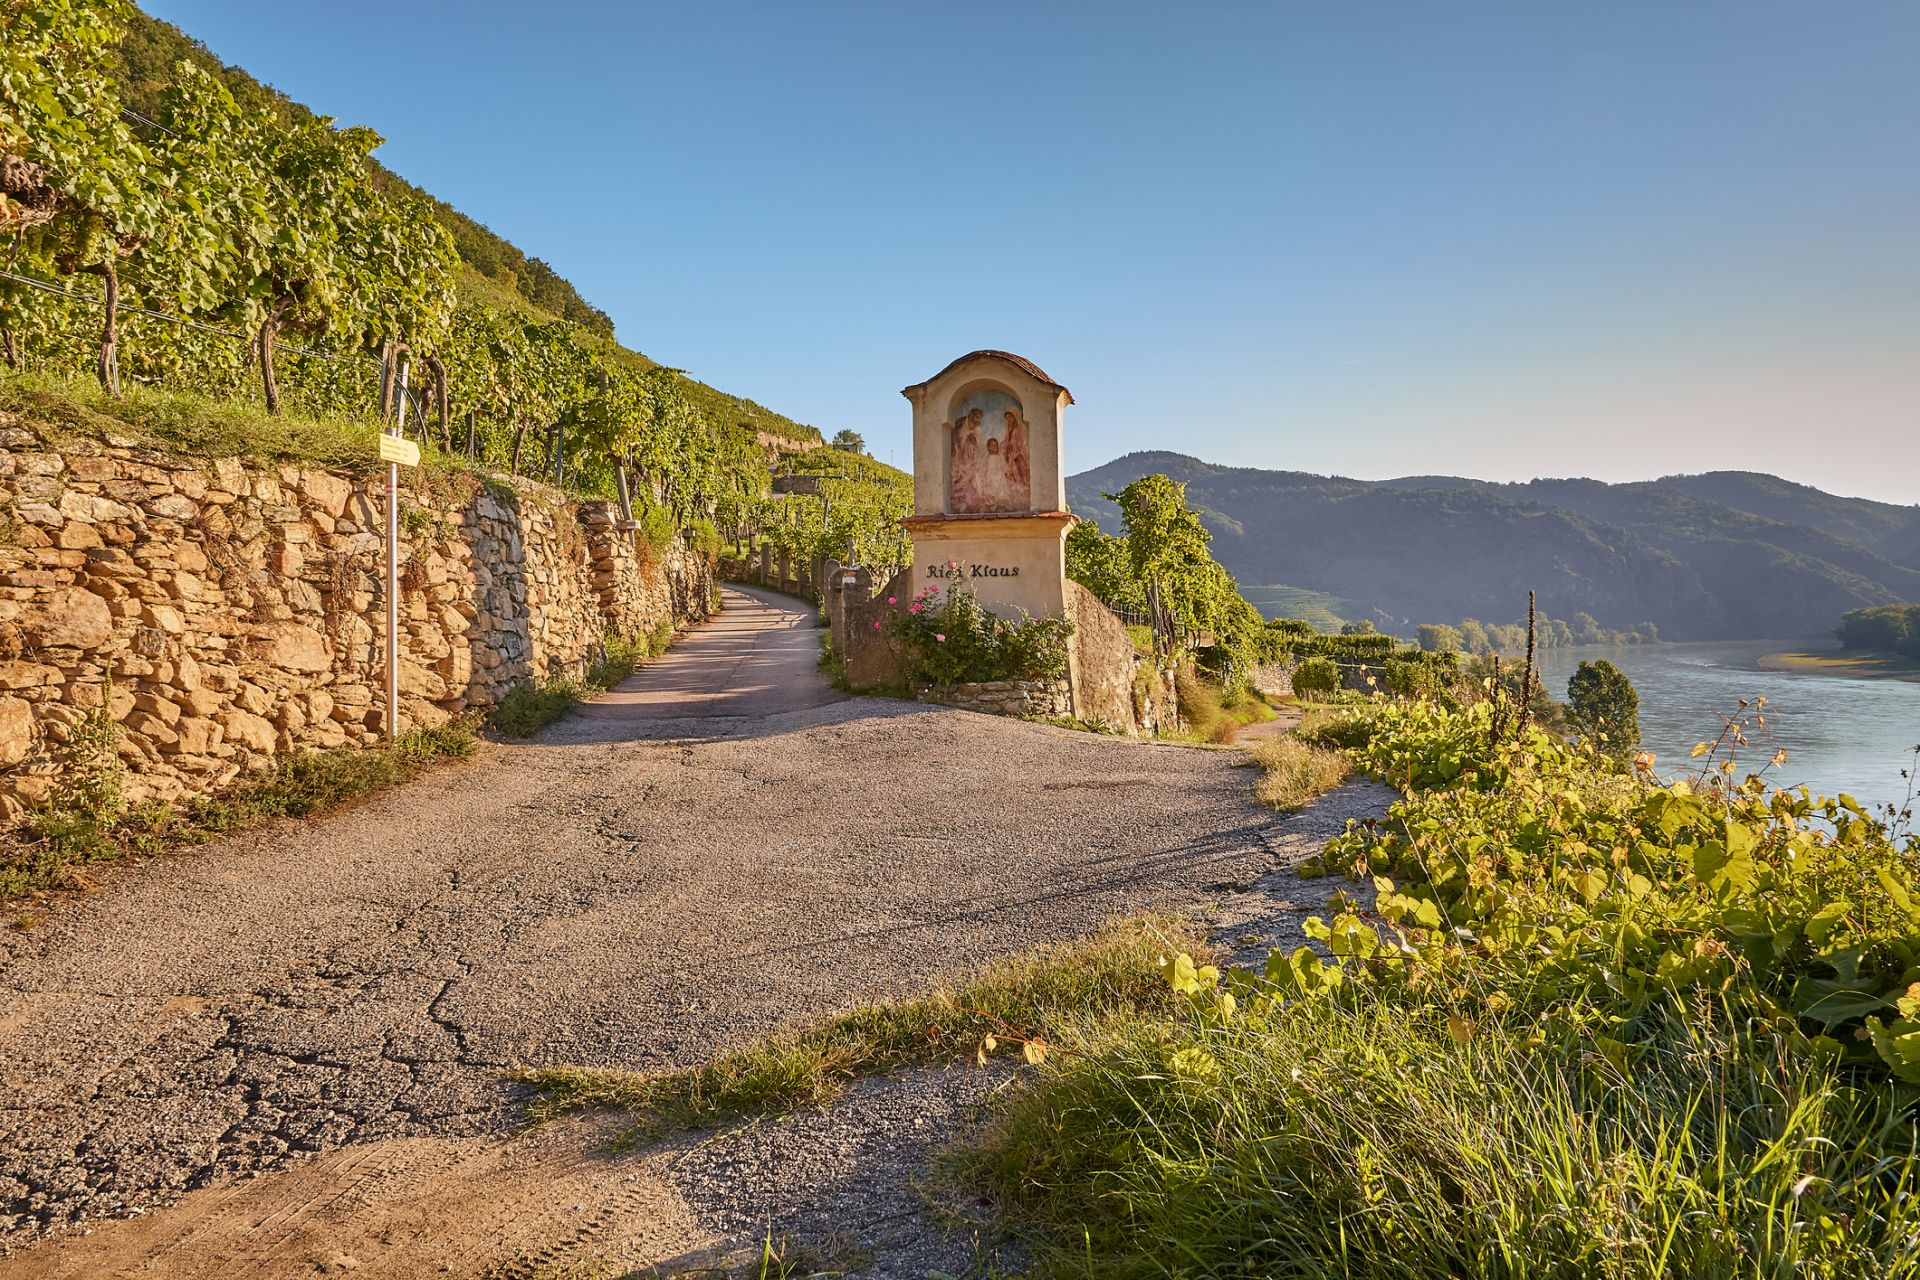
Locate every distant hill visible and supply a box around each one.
[115,7,822,447]
[1067,453,1920,641]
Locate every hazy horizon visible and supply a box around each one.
[145,1,1920,503]
[1068,449,1916,508]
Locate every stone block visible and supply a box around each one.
[0,661,61,690]
[0,695,33,766]
[218,708,277,753]
[247,621,332,673]
[145,493,198,521]
[18,587,114,650]
[131,691,182,724]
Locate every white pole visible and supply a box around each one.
[386,360,408,741]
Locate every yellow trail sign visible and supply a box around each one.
[379,434,421,467]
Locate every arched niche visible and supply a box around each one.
[943,380,1033,515]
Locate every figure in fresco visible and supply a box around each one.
[1003,408,1031,494]
[947,392,1032,514]
[948,408,983,511]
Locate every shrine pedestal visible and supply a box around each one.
[901,510,1074,621]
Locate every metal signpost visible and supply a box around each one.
[382,361,420,740]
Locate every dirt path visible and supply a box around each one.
[0,586,1332,1276]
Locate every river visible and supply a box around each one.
[1532,642,1920,815]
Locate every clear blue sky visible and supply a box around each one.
[145,2,1919,502]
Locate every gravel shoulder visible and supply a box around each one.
[0,587,1389,1276]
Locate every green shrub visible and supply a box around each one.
[1290,655,1340,697]
[889,579,1072,686]
[1566,657,1641,756]
[1838,603,1920,659]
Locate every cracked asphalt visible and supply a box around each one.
[0,585,1287,1256]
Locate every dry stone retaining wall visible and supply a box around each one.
[0,414,713,821]
[931,678,1073,719]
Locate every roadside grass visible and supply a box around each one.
[1245,735,1350,811]
[956,987,1920,1279]
[516,914,1206,1139]
[1173,669,1276,745]
[490,624,677,738]
[956,698,1920,1278]
[2,718,479,901]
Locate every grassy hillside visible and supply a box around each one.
[1068,452,1916,640]
[113,7,821,447]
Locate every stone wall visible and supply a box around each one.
[1066,582,1139,730]
[0,414,713,821]
[931,678,1072,720]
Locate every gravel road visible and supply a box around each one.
[0,585,1313,1273]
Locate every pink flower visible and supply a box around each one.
[873,620,882,629]
[910,603,922,613]
[935,633,946,643]
[887,596,897,605]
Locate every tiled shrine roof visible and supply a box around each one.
[902,350,1073,403]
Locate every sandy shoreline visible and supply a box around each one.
[1756,649,1920,683]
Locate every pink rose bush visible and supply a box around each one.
[883,580,1071,687]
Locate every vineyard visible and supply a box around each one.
[0,0,814,525]
[742,447,915,573]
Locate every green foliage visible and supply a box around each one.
[1068,479,1266,686]
[489,679,589,738]
[967,700,1920,1277]
[827,427,865,453]
[888,578,1072,686]
[1839,603,1920,659]
[1436,611,1659,655]
[19,683,124,867]
[1064,518,1142,614]
[1566,657,1642,757]
[1290,655,1340,697]
[2,1,793,525]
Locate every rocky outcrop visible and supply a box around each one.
[0,415,713,820]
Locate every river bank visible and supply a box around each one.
[1757,647,1920,683]
[1533,640,1920,814]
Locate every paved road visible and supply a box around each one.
[0,586,1285,1271]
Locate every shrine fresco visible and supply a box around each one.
[946,389,1032,514]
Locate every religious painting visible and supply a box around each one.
[946,389,1032,514]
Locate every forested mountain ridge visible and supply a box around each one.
[1067,452,1920,641]
[112,7,821,446]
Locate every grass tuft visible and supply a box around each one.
[1246,735,1351,811]
[516,915,1206,1138]
[491,626,676,739]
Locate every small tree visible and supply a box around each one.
[829,428,865,454]
[1292,657,1340,699]
[1567,659,1640,758]
[1417,623,1462,653]
[1339,619,1377,636]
